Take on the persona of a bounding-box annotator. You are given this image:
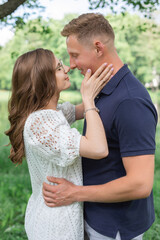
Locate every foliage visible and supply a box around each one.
[107,13,160,85]
[0,14,84,90]
[0,0,44,27]
[88,0,160,18]
[0,13,160,90]
[0,0,160,26]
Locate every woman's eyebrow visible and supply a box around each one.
[56,62,61,68]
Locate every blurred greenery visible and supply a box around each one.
[88,0,160,17]
[0,13,160,91]
[0,0,159,27]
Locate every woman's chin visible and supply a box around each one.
[64,82,71,91]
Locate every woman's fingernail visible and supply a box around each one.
[104,63,107,66]
[87,69,91,72]
[111,67,114,71]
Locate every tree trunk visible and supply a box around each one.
[0,0,27,19]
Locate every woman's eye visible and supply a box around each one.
[57,67,62,71]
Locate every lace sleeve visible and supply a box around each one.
[57,102,75,125]
[24,111,81,167]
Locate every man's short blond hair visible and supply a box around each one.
[61,13,115,44]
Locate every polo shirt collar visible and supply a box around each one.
[101,64,130,95]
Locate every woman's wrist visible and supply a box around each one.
[83,101,95,110]
[84,107,99,118]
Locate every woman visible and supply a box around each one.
[5,48,113,240]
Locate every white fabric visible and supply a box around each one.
[85,221,143,240]
[23,102,83,240]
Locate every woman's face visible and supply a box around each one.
[55,58,71,93]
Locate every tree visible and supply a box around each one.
[0,13,159,90]
[0,14,83,90]
[0,0,44,27]
[0,0,160,24]
[89,0,160,17]
[0,0,26,19]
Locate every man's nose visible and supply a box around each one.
[70,58,76,69]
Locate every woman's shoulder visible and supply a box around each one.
[24,109,65,131]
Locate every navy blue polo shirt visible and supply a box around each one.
[82,64,158,240]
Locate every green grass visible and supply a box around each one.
[0,90,160,239]
[143,124,160,240]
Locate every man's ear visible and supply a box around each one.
[94,41,104,57]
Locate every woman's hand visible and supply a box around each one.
[80,63,113,107]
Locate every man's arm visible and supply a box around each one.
[43,154,154,207]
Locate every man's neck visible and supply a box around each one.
[105,52,124,76]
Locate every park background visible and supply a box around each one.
[0,0,160,239]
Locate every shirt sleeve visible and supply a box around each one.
[114,98,157,157]
[25,111,81,167]
[57,102,75,125]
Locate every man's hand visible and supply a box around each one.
[43,177,77,207]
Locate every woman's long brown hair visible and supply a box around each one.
[5,48,57,164]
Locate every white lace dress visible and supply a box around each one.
[23,102,83,240]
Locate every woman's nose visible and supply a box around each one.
[64,65,70,73]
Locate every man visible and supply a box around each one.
[43,13,157,240]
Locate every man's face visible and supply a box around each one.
[66,35,98,76]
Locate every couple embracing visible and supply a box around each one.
[6,13,157,240]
